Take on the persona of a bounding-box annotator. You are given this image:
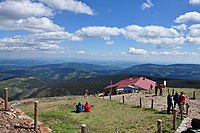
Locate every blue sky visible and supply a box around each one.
[1,0,200,64]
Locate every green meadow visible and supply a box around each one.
[18,96,182,133]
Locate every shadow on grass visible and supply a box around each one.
[155,110,168,114]
[131,106,140,108]
[131,106,159,112]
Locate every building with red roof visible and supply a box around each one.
[104,77,156,94]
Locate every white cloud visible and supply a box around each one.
[105,41,114,45]
[174,46,182,50]
[128,47,148,55]
[141,0,153,10]
[0,31,81,52]
[188,24,200,37]
[189,0,200,5]
[75,26,121,39]
[175,11,200,23]
[77,50,86,54]
[121,52,127,55]
[150,51,198,56]
[122,25,181,45]
[172,24,187,31]
[103,37,110,41]
[0,17,64,33]
[184,36,200,44]
[0,0,53,20]
[128,48,198,56]
[39,0,94,15]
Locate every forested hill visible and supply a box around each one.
[119,64,200,80]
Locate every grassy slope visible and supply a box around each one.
[18,96,181,133]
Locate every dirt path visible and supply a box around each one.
[104,92,200,132]
[104,92,200,119]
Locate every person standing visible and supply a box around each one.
[173,92,179,108]
[155,84,158,96]
[179,92,186,110]
[159,84,163,96]
[167,94,172,114]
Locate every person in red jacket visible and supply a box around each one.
[84,102,91,112]
[179,92,186,110]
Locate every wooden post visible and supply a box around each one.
[85,90,88,97]
[168,88,169,95]
[140,98,142,107]
[81,124,87,133]
[4,88,8,111]
[180,103,183,120]
[122,96,125,104]
[193,91,196,99]
[173,108,177,130]
[186,103,189,116]
[151,99,154,109]
[157,119,162,133]
[172,89,174,96]
[34,101,38,132]
[110,80,112,100]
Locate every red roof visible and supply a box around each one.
[104,77,156,91]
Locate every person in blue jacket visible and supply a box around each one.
[167,94,172,114]
[76,102,83,113]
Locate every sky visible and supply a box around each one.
[1,0,200,64]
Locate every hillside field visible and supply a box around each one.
[17,96,182,133]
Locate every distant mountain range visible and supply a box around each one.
[1,61,200,100]
[119,63,200,80]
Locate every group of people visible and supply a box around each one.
[167,91,186,114]
[76,102,91,113]
[155,84,164,96]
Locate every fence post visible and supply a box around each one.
[173,108,177,130]
[168,88,169,95]
[4,88,8,111]
[157,119,162,133]
[172,89,174,96]
[81,124,87,133]
[140,98,142,107]
[122,96,125,104]
[180,103,183,120]
[34,101,38,132]
[186,103,189,116]
[193,91,196,99]
[110,80,112,100]
[151,99,154,109]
